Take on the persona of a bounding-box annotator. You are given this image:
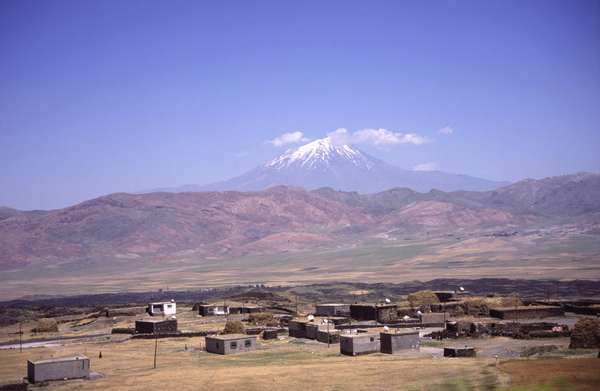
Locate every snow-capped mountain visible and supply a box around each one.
[266,138,376,170]
[155,137,508,193]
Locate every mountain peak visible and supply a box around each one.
[265,137,376,170]
[148,137,508,194]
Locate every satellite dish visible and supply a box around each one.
[459,287,465,292]
[417,310,423,315]
[171,299,175,302]
[383,326,390,331]
[384,298,391,304]
[307,314,315,321]
[403,315,410,321]
[171,315,177,320]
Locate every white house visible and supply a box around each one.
[147,300,177,316]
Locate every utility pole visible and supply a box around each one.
[19,322,22,353]
[326,320,330,348]
[295,295,298,315]
[153,332,158,369]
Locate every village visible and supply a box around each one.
[1,283,599,390]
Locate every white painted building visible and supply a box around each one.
[147,300,177,316]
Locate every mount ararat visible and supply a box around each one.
[154,138,508,193]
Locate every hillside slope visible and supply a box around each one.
[0,173,598,270]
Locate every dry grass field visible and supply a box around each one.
[0,337,496,391]
[2,336,599,390]
[2,228,599,300]
[1,305,599,390]
[499,358,600,391]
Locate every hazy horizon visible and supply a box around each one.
[2,0,599,210]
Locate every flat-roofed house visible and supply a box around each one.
[315,304,350,317]
[27,355,90,383]
[489,306,564,320]
[288,319,308,338]
[339,333,380,356]
[317,329,340,344]
[197,304,229,316]
[205,334,257,355]
[135,319,178,334]
[350,304,398,323]
[147,301,177,316]
[305,323,324,340]
[228,304,264,314]
[380,330,420,354]
[419,312,448,326]
[444,346,476,357]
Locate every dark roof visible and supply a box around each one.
[316,303,348,307]
[491,305,560,311]
[351,303,397,308]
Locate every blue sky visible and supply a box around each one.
[1,0,599,210]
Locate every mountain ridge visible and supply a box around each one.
[1,172,598,270]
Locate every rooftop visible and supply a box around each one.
[317,303,348,307]
[136,319,175,323]
[29,355,88,365]
[207,334,257,341]
[351,303,397,308]
[491,305,561,311]
[381,330,419,336]
[340,333,379,339]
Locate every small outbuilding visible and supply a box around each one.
[340,333,380,356]
[288,319,308,338]
[197,304,229,316]
[205,334,257,355]
[147,301,176,316]
[433,291,456,302]
[305,323,325,340]
[489,306,564,320]
[135,319,178,334]
[444,347,476,357]
[317,329,340,344]
[315,304,350,317]
[27,355,90,383]
[380,330,420,354]
[262,329,279,340]
[350,304,397,323]
[419,312,448,326]
[228,304,264,314]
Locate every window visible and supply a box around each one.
[370,337,374,342]
[245,339,252,347]
[167,304,172,308]
[230,341,237,349]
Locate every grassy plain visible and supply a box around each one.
[1,229,599,300]
[1,335,599,390]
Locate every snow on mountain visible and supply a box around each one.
[266,138,376,170]
[151,138,508,193]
